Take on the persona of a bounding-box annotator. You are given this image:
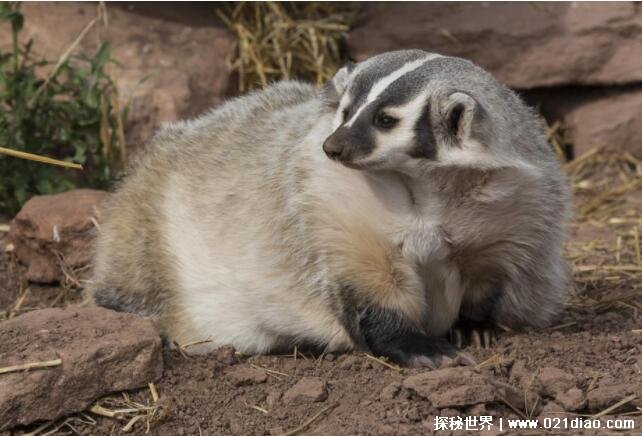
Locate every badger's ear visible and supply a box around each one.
[440,91,493,145]
[322,62,355,104]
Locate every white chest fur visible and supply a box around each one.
[392,210,464,337]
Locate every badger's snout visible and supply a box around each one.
[322,130,349,160]
[323,127,372,164]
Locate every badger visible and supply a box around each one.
[90,50,571,367]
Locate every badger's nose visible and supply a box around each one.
[322,136,344,160]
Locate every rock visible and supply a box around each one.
[215,345,237,366]
[586,384,638,412]
[489,378,543,417]
[556,387,587,412]
[509,360,535,389]
[283,377,328,404]
[8,189,108,283]
[338,355,360,370]
[403,367,496,408]
[0,307,163,431]
[0,3,234,146]
[565,89,642,158]
[348,2,642,89]
[225,365,268,387]
[536,367,577,397]
[523,85,642,159]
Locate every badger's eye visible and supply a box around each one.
[374,111,398,130]
[342,108,349,122]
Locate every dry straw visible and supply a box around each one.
[217,2,357,92]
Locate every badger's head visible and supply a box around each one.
[321,50,542,175]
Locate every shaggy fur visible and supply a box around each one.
[91,50,571,365]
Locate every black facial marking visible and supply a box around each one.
[409,101,437,160]
[374,111,399,130]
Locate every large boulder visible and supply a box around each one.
[524,86,642,158]
[0,2,234,146]
[0,307,163,431]
[348,2,642,89]
[8,189,108,283]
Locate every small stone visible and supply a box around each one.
[403,367,496,408]
[536,367,577,397]
[324,353,335,361]
[509,360,534,389]
[338,355,359,370]
[283,377,328,404]
[215,345,237,365]
[225,365,268,387]
[556,387,586,411]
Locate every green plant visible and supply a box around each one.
[0,2,125,215]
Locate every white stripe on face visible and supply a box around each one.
[345,54,441,128]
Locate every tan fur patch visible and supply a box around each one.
[313,202,427,327]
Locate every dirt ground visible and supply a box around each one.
[1,149,642,435]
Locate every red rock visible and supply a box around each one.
[587,384,639,412]
[215,345,237,366]
[283,377,328,404]
[536,367,577,397]
[225,365,268,387]
[556,387,587,411]
[8,189,108,283]
[0,307,163,431]
[565,89,642,158]
[403,367,496,408]
[348,2,642,89]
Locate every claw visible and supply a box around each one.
[409,355,437,369]
[471,329,482,349]
[483,329,492,349]
[456,350,477,366]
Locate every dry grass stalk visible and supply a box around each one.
[363,353,401,371]
[88,389,161,433]
[217,2,357,92]
[564,143,642,314]
[592,394,638,418]
[0,146,83,170]
[0,358,62,375]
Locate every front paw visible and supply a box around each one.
[358,306,476,368]
[403,338,477,369]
